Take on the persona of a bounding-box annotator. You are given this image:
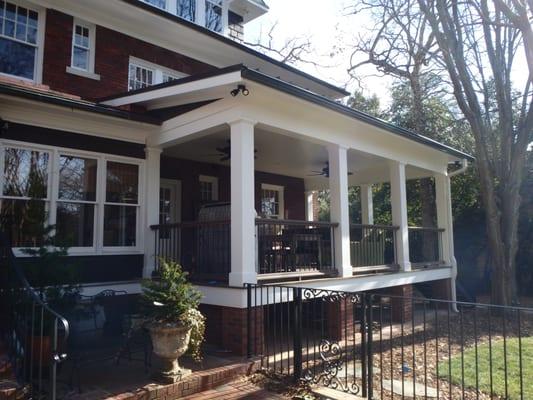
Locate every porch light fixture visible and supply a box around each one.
[230,84,250,97]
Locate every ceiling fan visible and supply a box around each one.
[308,162,354,178]
[208,140,258,162]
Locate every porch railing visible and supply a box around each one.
[350,224,398,271]
[255,219,337,275]
[151,220,231,281]
[0,233,69,400]
[408,226,445,267]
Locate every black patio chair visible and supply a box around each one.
[66,290,151,393]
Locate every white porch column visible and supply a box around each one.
[328,144,352,278]
[229,119,257,287]
[143,147,162,278]
[305,191,315,222]
[389,161,411,271]
[435,173,456,269]
[360,184,374,225]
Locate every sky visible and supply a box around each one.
[244,0,530,107]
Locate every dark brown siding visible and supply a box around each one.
[161,156,306,221]
[42,9,216,100]
[4,122,146,159]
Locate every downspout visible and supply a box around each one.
[447,158,469,312]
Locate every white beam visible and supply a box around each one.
[389,160,411,271]
[143,147,162,278]
[360,184,374,225]
[328,144,352,278]
[229,119,257,286]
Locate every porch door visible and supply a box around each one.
[159,179,182,263]
[159,179,181,225]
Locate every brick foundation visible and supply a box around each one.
[429,278,453,301]
[200,304,263,357]
[326,299,355,341]
[389,284,413,322]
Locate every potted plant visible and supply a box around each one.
[141,259,205,383]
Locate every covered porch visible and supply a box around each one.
[101,65,465,290]
[145,118,454,287]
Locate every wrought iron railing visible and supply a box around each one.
[408,226,445,266]
[246,283,533,400]
[151,220,231,281]
[350,224,398,270]
[255,219,337,275]
[0,233,70,400]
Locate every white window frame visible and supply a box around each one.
[260,183,284,220]
[139,0,227,33]
[0,139,145,256]
[66,18,100,80]
[199,175,219,202]
[128,57,187,91]
[0,0,45,83]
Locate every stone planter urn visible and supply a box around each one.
[148,322,192,383]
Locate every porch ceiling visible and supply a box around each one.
[162,126,437,188]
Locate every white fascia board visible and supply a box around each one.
[283,268,453,293]
[101,70,243,108]
[0,95,156,144]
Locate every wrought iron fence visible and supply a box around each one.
[151,220,231,281]
[256,219,337,275]
[0,233,70,400]
[408,227,444,267]
[350,224,398,270]
[246,283,533,400]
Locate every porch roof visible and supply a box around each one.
[100,65,475,162]
[0,78,161,125]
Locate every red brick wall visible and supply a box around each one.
[199,304,264,356]
[42,9,215,100]
[160,156,306,222]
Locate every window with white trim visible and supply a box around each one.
[0,0,41,80]
[0,142,143,252]
[205,0,222,32]
[71,20,95,73]
[199,175,218,202]
[128,57,186,91]
[261,184,284,219]
[139,0,226,33]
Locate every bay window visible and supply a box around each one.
[0,142,143,253]
[0,0,42,81]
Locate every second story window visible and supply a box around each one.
[205,0,222,32]
[129,63,154,91]
[128,57,186,91]
[0,1,41,81]
[71,20,96,73]
[177,0,195,21]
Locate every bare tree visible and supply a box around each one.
[243,21,338,68]
[347,0,440,256]
[415,0,533,305]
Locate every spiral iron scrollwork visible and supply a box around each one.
[303,339,362,395]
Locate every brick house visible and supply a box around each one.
[0,0,473,355]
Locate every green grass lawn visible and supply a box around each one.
[438,337,533,400]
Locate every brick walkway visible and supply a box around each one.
[180,379,285,399]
